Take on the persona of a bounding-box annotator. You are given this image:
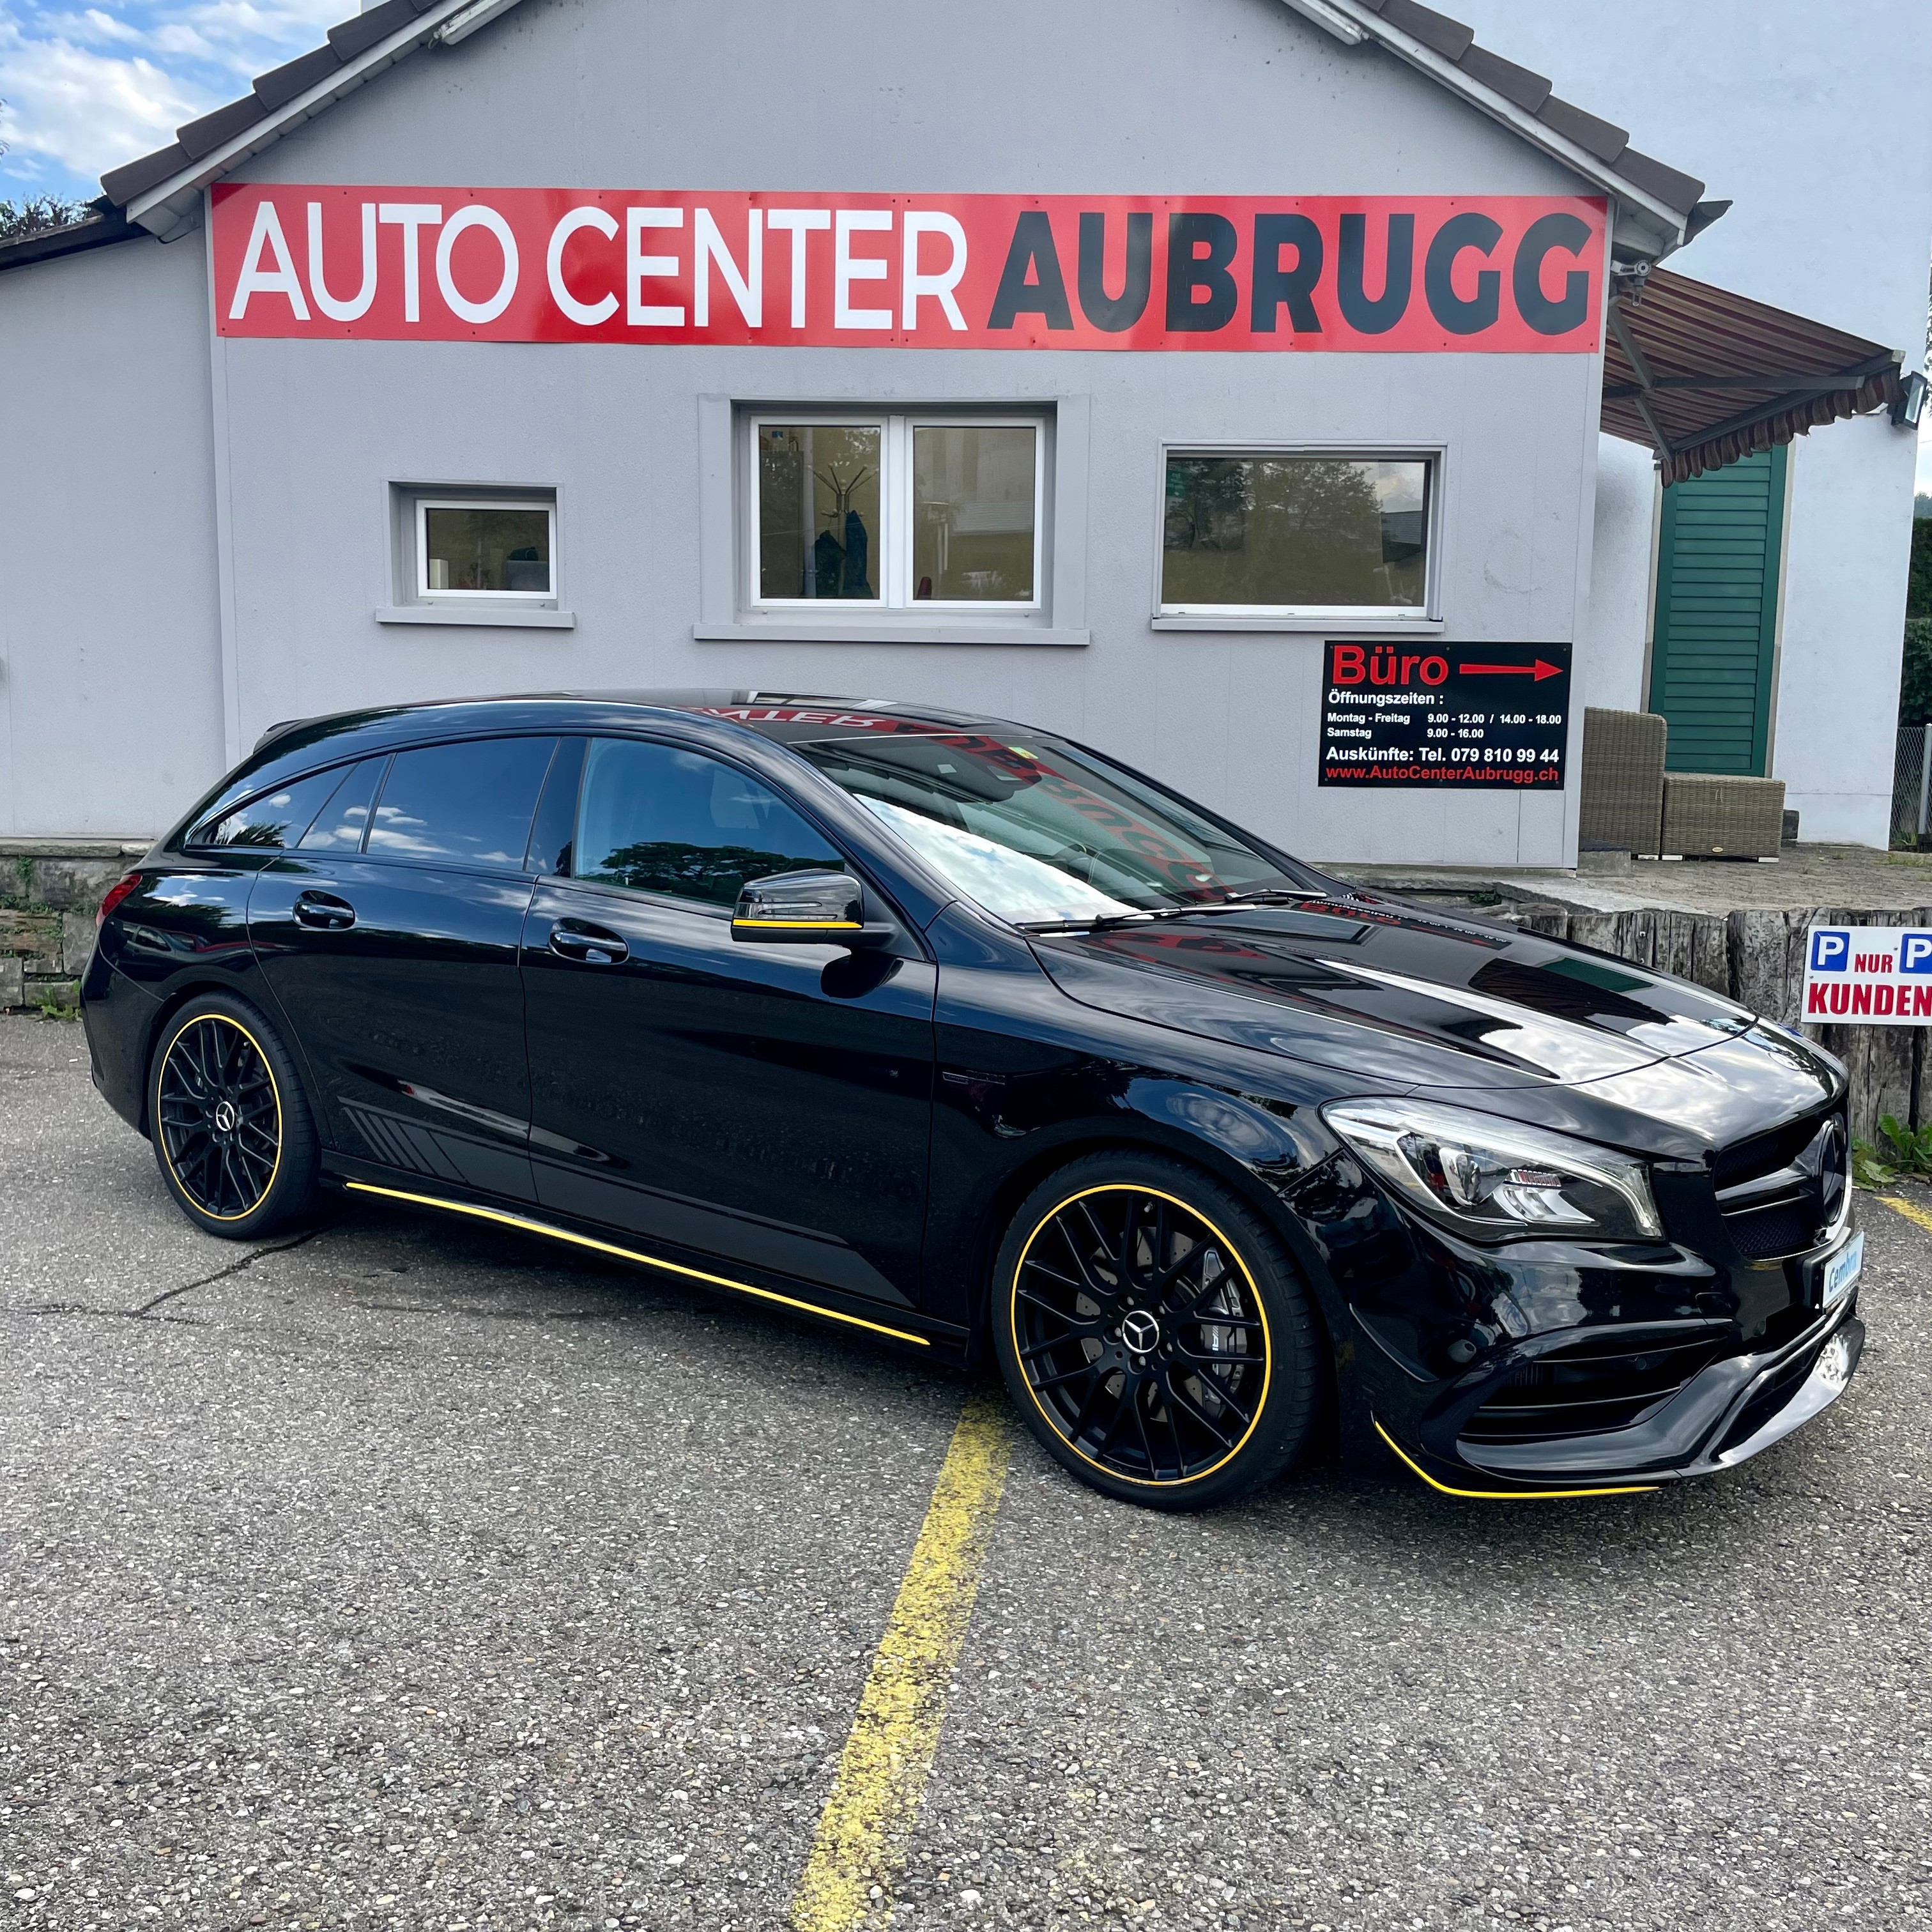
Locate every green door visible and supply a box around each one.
[1647,444,1787,774]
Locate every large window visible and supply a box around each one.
[1160,452,1433,618]
[574,739,844,910]
[750,414,1045,610]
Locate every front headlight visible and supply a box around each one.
[1322,1098,1663,1243]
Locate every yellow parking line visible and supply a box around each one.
[791,1388,1016,1932]
[1878,1193,1932,1236]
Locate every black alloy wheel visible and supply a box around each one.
[993,1153,1324,1508]
[149,995,320,1238]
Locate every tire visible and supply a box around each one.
[991,1151,1324,1510]
[148,992,321,1239]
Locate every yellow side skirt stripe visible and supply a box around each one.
[1373,1418,1659,1499]
[343,1181,929,1347]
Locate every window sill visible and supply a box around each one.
[1151,614,1444,634]
[377,605,577,630]
[694,622,1089,648]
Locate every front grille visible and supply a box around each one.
[1718,1344,1821,1453]
[1461,1330,1728,1445]
[1713,1108,1846,1261]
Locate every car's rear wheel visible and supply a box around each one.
[992,1152,1324,1509]
[148,994,320,1238]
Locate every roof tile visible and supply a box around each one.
[253,44,346,112]
[1535,94,1630,165]
[99,142,193,207]
[1615,147,1706,216]
[1377,0,1475,59]
[176,93,270,161]
[1456,43,1552,114]
[328,0,422,63]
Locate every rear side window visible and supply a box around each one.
[574,739,843,908]
[299,757,388,853]
[365,737,556,870]
[190,766,344,850]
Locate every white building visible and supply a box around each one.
[1,0,1926,857]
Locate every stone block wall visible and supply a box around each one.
[0,840,151,1011]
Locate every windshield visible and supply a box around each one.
[786,730,1311,924]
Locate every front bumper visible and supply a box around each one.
[1376,1291,1864,1497]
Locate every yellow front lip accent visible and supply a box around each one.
[1373,1419,1659,1499]
[344,1181,928,1347]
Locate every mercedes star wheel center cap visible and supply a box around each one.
[214,1100,238,1133]
[1121,1308,1162,1355]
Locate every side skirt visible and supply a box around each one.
[321,1154,968,1362]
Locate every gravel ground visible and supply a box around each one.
[2,1012,1927,1932]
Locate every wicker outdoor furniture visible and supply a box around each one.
[1579,707,1668,856]
[1660,772,1787,859]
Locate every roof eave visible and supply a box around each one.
[1294,0,1698,259]
[123,0,523,241]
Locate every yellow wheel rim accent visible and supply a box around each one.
[155,1013,284,1222]
[1009,1183,1271,1488]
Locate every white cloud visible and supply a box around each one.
[0,0,346,198]
[0,21,211,184]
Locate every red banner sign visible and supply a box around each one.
[211,185,1606,352]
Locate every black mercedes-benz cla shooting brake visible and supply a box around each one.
[82,693,1864,1506]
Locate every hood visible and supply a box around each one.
[1030,894,1773,1093]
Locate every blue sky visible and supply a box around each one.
[0,0,341,200]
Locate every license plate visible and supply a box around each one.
[1821,1230,1864,1308]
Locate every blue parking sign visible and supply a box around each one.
[1903,932,1932,975]
[1809,929,1850,973]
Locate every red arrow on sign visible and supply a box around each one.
[1457,659,1564,681]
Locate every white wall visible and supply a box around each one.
[1583,434,1655,714]
[1454,0,1932,846]
[0,235,225,838]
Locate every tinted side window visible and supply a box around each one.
[575,740,843,908]
[364,738,556,870]
[298,756,388,853]
[191,766,344,850]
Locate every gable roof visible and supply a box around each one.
[1,0,1711,272]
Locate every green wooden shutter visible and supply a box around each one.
[1647,444,1787,775]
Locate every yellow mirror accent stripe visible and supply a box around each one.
[733,917,864,928]
[1372,1418,1659,1499]
[343,1181,928,1346]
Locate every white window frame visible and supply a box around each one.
[415,495,558,604]
[746,411,1047,614]
[1154,443,1442,627]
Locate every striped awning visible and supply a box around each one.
[1601,267,1905,484]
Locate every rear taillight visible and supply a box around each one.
[97,871,142,928]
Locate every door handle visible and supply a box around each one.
[548,921,628,965]
[293,890,355,931]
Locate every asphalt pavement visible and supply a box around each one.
[2,1011,1928,1932]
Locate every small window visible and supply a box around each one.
[420,499,553,599]
[300,758,388,853]
[749,413,1045,610]
[392,486,560,608]
[574,739,844,910]
[365,738,557,870]
[1160,453,1433,617]
[190,766,344,851]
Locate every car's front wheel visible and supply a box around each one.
[148,993,320,1239]
[992,1152,1324,1509]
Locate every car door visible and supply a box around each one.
[250,735,558,1201]
[520,734,937,1310]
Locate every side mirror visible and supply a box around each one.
[732,870,894,949]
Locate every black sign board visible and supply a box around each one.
[1318,640,1572,789]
